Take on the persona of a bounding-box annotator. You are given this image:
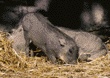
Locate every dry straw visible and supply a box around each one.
[0,31,109,78]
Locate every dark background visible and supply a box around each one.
[0,0,110,29]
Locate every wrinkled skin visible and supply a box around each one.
[20,13,78,64]
[56,26,108,61]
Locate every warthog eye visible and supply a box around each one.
[69,49,73,54]
[69,47,75,54]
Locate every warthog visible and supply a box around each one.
[20,12,78,64]
[57,26,108,61]
[12,12,108,63]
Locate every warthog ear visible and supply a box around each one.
[58,39,66,47]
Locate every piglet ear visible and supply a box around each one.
[59,39,66,47]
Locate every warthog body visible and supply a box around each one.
[57,26,108,61]
[20,13,78,64]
